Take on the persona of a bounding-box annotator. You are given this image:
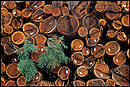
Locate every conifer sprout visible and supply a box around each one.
[37,34,70,70]
[17,40,39,61]
[17,59,37,82]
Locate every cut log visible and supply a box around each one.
[33,71,43,83]
[25,36,36,45]
[94,61,110,79]
[83,57,95,69]
[58,66,70,80]
[4,80,16,86]
[71,52,84,65]
[127,49,129,58]
[86,79,106,86]
[35,34,47,45]
[4,26,13,34]
[82,47,90,56]
[77,66,88,77]
[73,80,85,86]
[112,64,129,86]
[57,15,79,35]
[105,2,122,20]
[86,37,100,47]
[112,20,122,29]
[4,42,18,55]
[1,7,8,16]
[52,7,61,17]
[117,32,127,41]
[5,1,16,9]
[99,19,106,27]
[31,8,45,22]
[106,29,118,38]
[89,28,101,38]
[55,79,65,86]
[1,62,6,74]
[12,19,23,29]
[83,15,99,29]
[11,31,25,45]
[52,1,62,7]
[12,9,22,17]
[71,39,84,51]
[1,77,5,86]
[22,8,32,18]
[39,16,56,33]
[6,63,21,78]
[1,35,11,46]
[121,14,129,27]
[113,51,126,65]
[78,27,88,37]
[72,1,91,19]
[11,57,18,63]
[91,44,105,58]
[23,22,39,36]
[61,6,69,16]
[43,5,53,14]
[51,63,61,74]
[95,3,104,12]
[17,76,26,86]
[106,79,115,86]
[105,41,120,55]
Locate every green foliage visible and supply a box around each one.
[17,59,37,82]
[37,35,70,70]
[17,40,39,61]
[17,40,39,82]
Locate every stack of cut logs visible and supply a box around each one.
[1,1,129,86]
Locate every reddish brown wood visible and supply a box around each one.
[105,2,122,20]
[113,51,126,65]
[83,57,95,69]
[6,63,21,78]
[78,27,88,37]
[4,26,13,34]
[117,32,127,41]
[22,8,32,18]
[17,76,26,86]
[61,6,69,16]
[11,57,18,63]
[31,8,45,22]
[91,44,105,58]
[55,79,65,86]
[25,36,36,45]
[105,41,120,55]
[112,20,122,29]
[23,23,39,36]
[5,1,16,9]
[82,47,90,56]
[52,7,61,17]
[86,79,106,86]
[71,52,84,65]
[94,61,110,79]
[86,37,100,47]
[83,15,99,29]
[72,1,91,19]
[71,39,84,51]
[43,5,53,14]
[89,28,101,38]
[77,66,88,77]
[1,62,6,74]
[112,64,129,86]
[33,71,42,83]
[106,30,118,38]
[51,63,61,74]
[1,7,8,16]
[58,66,70,80]
[35,34,47,45]
[11,31,25,45]
[127,49,129,58]
[95,3,104,12]
[1,35,11,46]
[99,19,106,27]
[1,77,5,86]
[39,16,56,33]
[73,80,85,86]
[106,79,115,86]
[4,80,16,86]
[12,9,22,17]
[121,14,129,27]
[12,19,23,29]
[4,42,18,55]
